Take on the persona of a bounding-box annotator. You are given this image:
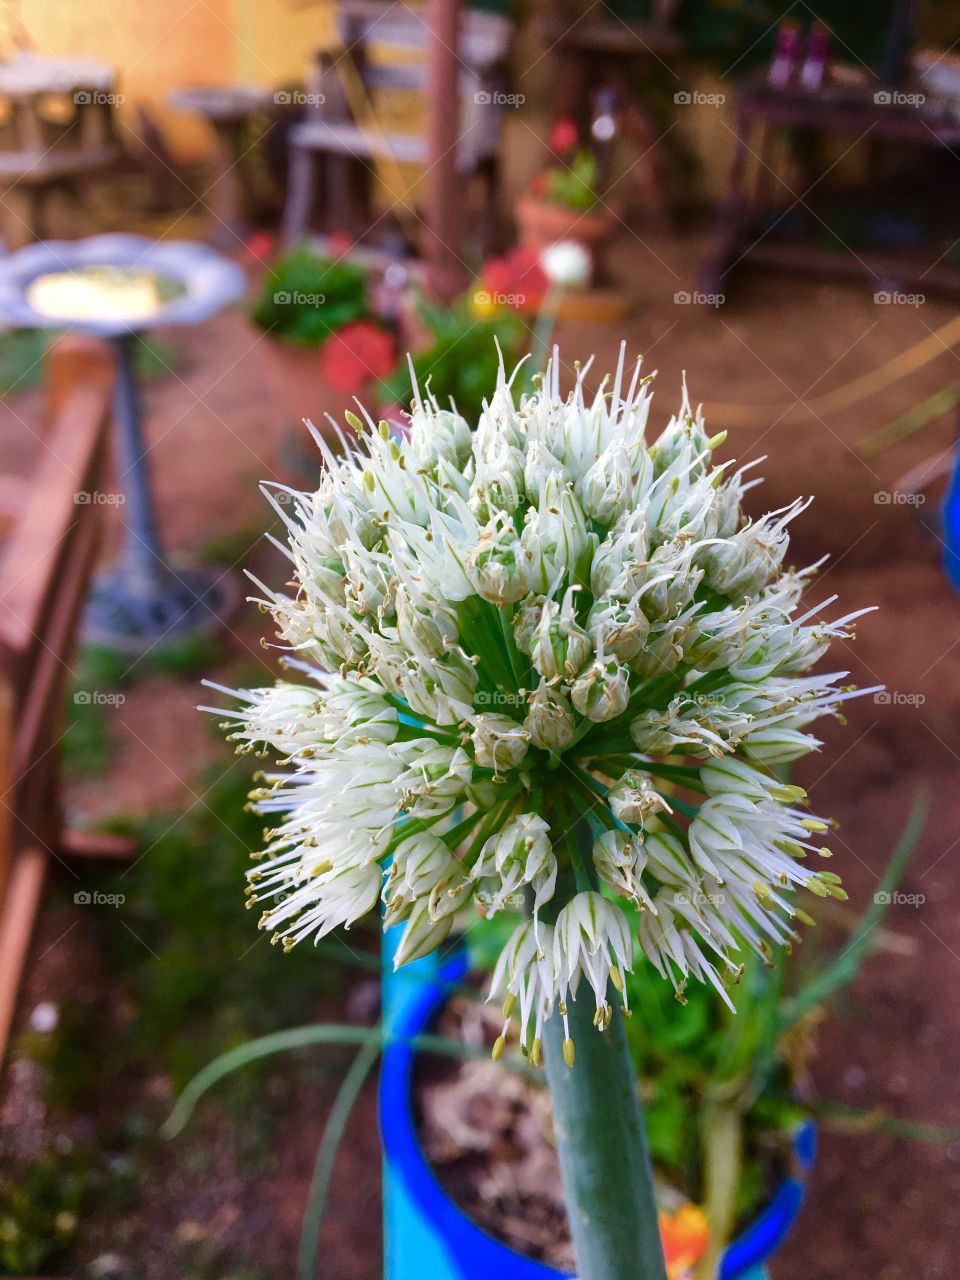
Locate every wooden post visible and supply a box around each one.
[424,0,467,303]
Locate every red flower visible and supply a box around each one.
[549,117,579,155]
[244,231,275,263]
[483,245,549,313]
[327,230,355,259]
[319,321,397,396]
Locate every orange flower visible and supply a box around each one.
[659,1204,710,1279]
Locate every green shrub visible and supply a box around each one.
[250,247,370,347]
[378,301,524,424]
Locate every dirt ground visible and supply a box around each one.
[3,227,960,1279]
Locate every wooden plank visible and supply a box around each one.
[0,335,118,1068]
[0,679,12,907]
[291,119,429,164]
[0,845,47,1064]
[0,344,113,662]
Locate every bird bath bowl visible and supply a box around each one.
[0,234,246,652]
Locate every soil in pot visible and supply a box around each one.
[414,995,794,1272]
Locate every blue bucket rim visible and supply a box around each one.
[380,953,815,1279]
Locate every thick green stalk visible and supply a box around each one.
[541,835,668,1280]
[542,993,668,1280]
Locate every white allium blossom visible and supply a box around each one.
[209,343,878,1064]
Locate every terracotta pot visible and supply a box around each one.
[255,333,377,440]
[514,193,617,254]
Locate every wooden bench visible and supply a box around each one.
[0,55,122,248]
[0,335,133,1068]
[281,0,511,254]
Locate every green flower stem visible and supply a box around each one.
[499,601,529,690]
[558,792,595,893]
[541,851,668,1280]
[600,756,708,792]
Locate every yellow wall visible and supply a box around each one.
[16,0,334,158]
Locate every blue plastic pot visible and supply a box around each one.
[380,945,815,1280]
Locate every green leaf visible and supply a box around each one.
[296,1038,381,1280]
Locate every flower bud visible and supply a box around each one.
[468,517,531,605]
[384,831,457,925]
[607,770,672,824]
[524,440,570,499]
[410,407,471,470]
[473,813,556,917]
[524,680,575,750]
[470,442,526,518]
[570,655,630,722]
[471,712,529,772]
[593,830,655,909]
[396,743,472,818]
[530,592,593,681]
[578,442,632,525]
[393,896,454,967]
[586,598,650,663]
[396,587,457,659]
[521,481,592,592]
